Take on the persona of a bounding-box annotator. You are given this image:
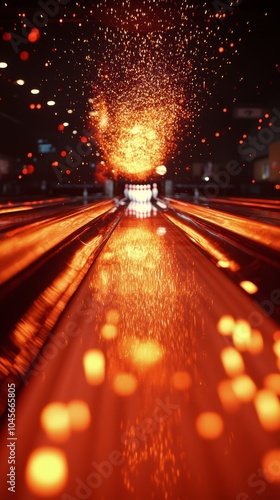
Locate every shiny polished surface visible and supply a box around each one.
[0,203,279,500]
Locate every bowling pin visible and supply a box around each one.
[124,184,129,199]
[152,183,158,199]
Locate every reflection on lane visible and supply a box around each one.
[0,210,279,500]
[167,198,280,252]
[0,199,114,285]
[202,197,280,226]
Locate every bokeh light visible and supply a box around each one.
[20,51,29,61]
[195,412,224,440]
[112,372,138,396]
[261,449,280,483]
[83,349,105,385]
[130,339,164,368]
[67,400,91,432]
[171,371,192,391]
[28,28,40,43]
[40,402,71,442]
[239,281,258,294]
[25,447,68,496]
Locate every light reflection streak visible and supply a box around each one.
[167,200,280,253]
[8,234,103,380]
[86,217,200,495]
[164,211,239,271]
[0,206,33,213]
[0,200,114,285]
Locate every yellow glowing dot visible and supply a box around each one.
[83,349,105,385]
[40,403,71,442]
[254,390,280,431]
[131,340,163,368]
[25,447,68,496]
[217,315,235,336]
[100,323,118,339]
[67,400,91,432]
[105,309,120,325]
[112,373,138,396]
[220,347,245,377]
[261,449,280,483]
[195,412,224,440]
[231,375,257,402]
[232,319,252,351]
[155,165,167,175]
[239,281,258,294]
[264,374,280,395]
[217,260,230,268]
[171,371,192,391]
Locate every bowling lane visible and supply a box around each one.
[199,197,280,227]
[0,196,105,233]
[171,195,280,226]
[0,206,280,500]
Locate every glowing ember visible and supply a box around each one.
[91,76,182,180]
[80,0,241,180]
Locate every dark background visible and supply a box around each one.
[0,0,279,188]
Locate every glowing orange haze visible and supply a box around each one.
[91,74,183,180]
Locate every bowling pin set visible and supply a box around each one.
[123,183,158,218]
[123,183,158,202]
